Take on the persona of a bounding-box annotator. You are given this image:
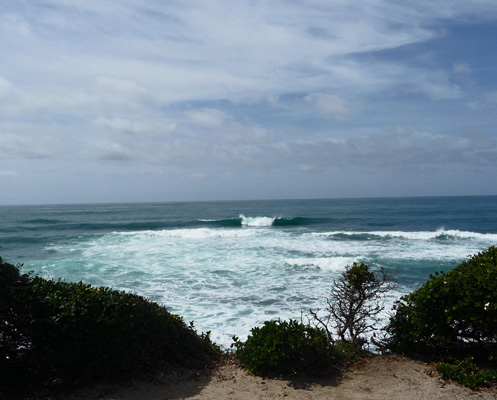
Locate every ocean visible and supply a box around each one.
[1,196,497,347]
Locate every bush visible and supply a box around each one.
[386,247,497,361]
[0,258,220,396]
[232,319,339,377]
[333,341,371,364]
[0,258,33,388]
[436,358,497,389]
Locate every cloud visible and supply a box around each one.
[0,75,159,120]
[186,108,229,128]
[93,117,177,136]
[86,117,496,175]
[275,129,497,172]
[0,77,13,96]
[486,92,497,103]
[0,13,31,37]
[1,1,497,203]
[0,170,19,177]
[0,131,56,160]
[453,62,471,74]
[185,173,207,180]
[2,0,489,107]
[304,93,354,120]
[95,76,147,100]
[89,141,134,162]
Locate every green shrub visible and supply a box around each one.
[232,319,339,377]
[333,341,370,364]
[0,258,220,396]
[0,258,33,389]
[436,358,497,389]
[386,247,497,361]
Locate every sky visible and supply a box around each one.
[1,1,497,205]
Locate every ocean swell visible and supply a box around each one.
[199,215,327,228]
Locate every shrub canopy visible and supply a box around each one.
[0,258,219,395]
[386,246,497,360]
[232,319,339,377]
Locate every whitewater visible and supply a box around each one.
[1,196,496,347]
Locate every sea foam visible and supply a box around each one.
[240,215,276,227]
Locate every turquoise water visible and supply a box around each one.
[1,196,496,346]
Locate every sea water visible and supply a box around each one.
[1,196,496,347]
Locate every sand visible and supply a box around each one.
[57,355,496,400]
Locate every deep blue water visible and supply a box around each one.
[1,196,496,346]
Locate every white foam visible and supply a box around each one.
[240,215,275,227]
[370,229,497,241]
[314,229,497,242]
[118,228,259,239]
[36,224,497,348]
[285,257,358,271]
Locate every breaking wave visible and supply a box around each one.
[314,229,497,242]
[199,215,327,228]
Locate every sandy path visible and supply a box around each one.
[58,355,496,400]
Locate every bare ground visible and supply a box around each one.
[57,355,496,400]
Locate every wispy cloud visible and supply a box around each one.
[186,108,230,128]
[304,93,354,120]
[1,0,497,203]
[0,170,19,177]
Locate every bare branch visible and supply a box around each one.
[308,263,396,347]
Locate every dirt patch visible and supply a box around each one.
[57,355,497,400]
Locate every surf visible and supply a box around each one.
[314,229,497,242]
[3,196,497,347]
[199,215,329,228]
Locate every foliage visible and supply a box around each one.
[386,247,497,361]
[0,258,33,385]
[436,358,497,389]
[308,263,395,346]
[333,340,371,364]
[232,319,339,377]
[0,257,220,396]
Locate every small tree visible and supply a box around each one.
[308,263,395,347]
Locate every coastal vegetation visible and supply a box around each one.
[385,246,497,388]
[232,319,339,377]
[386,246,497,360]
[307,262,395,346]
[0,257,220,397]
[231,262,391,377]
[1,247,496,396]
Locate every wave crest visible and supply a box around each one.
[240,215,275,227]
[199,215,326,228]
[314,229,497,242]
